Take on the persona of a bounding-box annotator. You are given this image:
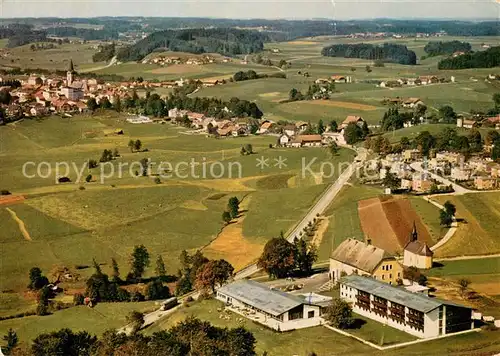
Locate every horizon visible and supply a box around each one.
[1,0,499,21]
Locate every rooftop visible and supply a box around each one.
[217,280,306,316]
[340,275,471,313]
[330,238,393,273]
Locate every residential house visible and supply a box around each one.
[283,125,296,137]
[403,149,421,162]
[331,75,352,83]
[485,114,500,129]
[418,76,438,85]
[216,280,331,331]
[412,173,433,192]
[315,78,331,85]
[259,121,273,134]
[451,167,471,181]
[339,115,365,130]
[474,176,497,190]
[403,224,433,269]
[456,118,477,129]
[293,135,323,147]
[340,275,474,338]
[278,134,291,146]
[329,238,403,285]
[402,98,424,108]
[60,86,84,101]
[295,121,309,133]
[436,152,465,166]
[322,132,346,146]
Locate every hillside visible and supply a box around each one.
[117,28,267,62]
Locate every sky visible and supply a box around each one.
[0,0,499,20]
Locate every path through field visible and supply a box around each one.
[5,207,32,241]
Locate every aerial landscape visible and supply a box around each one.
[0,0,499,355]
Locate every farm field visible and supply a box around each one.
[0,114,354,297]
[358,195,435,254]
[0,301,157,345]
[146,298,500,356]
[317,183,383,262]
[433,192,500,257]
[0,42,102,71]
[72,35,500,128]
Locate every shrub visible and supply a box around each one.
[1,190,11,195]
[73,293,85,306]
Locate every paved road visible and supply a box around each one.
[410,161,472,194]
[235,147,367,279]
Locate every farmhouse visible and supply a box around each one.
[295,121,309,132]
[259,121,272,134]
[339,115,365,130]
[403,224,433,269]
[402,98,424,108]
[340,275,474,339]
[216,280,331,331]
[418,76,439,85]
[278,134,291,146]
[290,135,322,147]
[329,238,403,285]
[322,132,346,146]
[331,75,352,83]
[283,125,296,137]
[456,118,477,129]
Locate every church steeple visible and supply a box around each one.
[67,59,75,86]
[410,222,418,242]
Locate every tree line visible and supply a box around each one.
[423,40,471,57]
[438,46,500,69]
[232,70,286,82]
[2,317,256,356]
[87,90,263,121]
[321,43,417,65]
[117,28,267,62]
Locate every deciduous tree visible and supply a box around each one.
[324,298,354,329]
[257,236,296,278]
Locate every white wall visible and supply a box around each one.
[424,308,440,338]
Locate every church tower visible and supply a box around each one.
[410,222,418,242]
[67,59,75,86]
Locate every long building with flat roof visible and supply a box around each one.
[216,280,331,331]
[340,275,474,338]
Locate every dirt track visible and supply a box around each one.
[6,207,32,241]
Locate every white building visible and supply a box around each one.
[216,280,331,332]
[340,275,474,339]
[322,132,346,146]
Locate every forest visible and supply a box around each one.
[424,41,472,56]
[438,46,500,69]
[116,28,267,61]
[321,43,417,65]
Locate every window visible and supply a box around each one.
[382,274,385,280]
[390,265,392,270]
[382,266,385,271]
[389,274,392,279]
[397,272,401,277]
[308,310,315,318]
